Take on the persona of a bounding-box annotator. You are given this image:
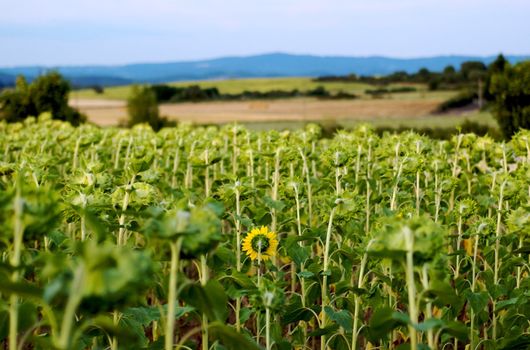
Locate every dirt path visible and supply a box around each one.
[70,98,442,126]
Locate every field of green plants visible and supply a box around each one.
[1,115,530,350]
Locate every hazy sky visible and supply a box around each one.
[1,0,529,66]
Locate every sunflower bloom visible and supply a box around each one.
[242,226,278,261]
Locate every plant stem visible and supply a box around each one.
[404,227,418,350]
[455,205,464,279]
[266,307,271,350]
[200,255,209,350]
[171,140,182,188]
[256,256,262,344]
[165,238,182,350]
[492,180,506,341]
[9,183,24,350]
[470,233,480,350]
[321,207,336,350]
[235,184,242,332]
[57,263,85,350]
[118,174,136,246]
[351,251,368,350]
[421,265,434,349]
[299,148,313,225]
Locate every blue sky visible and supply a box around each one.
[1,0,529,66]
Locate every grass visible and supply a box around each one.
[207,111,497,131]
[72,77,446,101]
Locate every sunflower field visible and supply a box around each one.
[1,115,530,350]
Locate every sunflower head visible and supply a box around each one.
[242,226,278,261]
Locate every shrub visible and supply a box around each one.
[489,61,530,138]
[435,90,477,113]
[127,85,164,130]
[0,72,85,125]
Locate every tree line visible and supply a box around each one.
[314,55,507,92]
[148,84,357,103]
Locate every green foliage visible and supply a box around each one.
[368,216,444,263]
[0,72,85,125]
[149,83,356,103]
[316,59,493,92]
[1,120,530,349]
[490,60,530,138]
[435,90,477,112]
[126,85,163,130]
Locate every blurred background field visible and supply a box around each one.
[70,77,473,129]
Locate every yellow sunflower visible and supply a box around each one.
[242,226,278,261]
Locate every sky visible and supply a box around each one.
[1,0,529,67]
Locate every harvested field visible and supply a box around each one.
[72,97,443,126]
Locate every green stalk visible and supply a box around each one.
[351,250,368,350]
[118,174,136,246]
[271,148,281,233]
[185,142,196,189]
[72,138,80,171]
[470,232,480,350]
[335,151,342,196]
[124,136,133,169]
[415,170,421,216]
[516,236,523,288]
[454,205,464,279]
[256,255,262,344]
[204,148,210,197]
[57,263,85,350]
[113,173,135,350]
[80,193,87,241]
[9,183,24,350]
[365,179,371,233]
[365,140,372,233]
[113,137,123,170]
[298,148,313,225]
[232,126,239,175]
[415,141,421,216]
[421,265,434,349]
[355,144,362,183]
[321,206,336,350]
[311,141,317,178]
[434,161,441,223]
[492,180,506,340]
[235,183,242,332]
[449,135,462,213]
[404,227,418,350]
[165,239,183,350]
[266,307,271,350]
[171,140,182,188]
[200,255,209,350]
[390,161,404,211]
[292,183,306,305]
[248,147,255,190]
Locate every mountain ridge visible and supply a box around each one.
[1,53,528,88]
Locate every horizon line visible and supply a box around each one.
[1,51,529,70]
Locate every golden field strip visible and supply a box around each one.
[70,77,496,128]
[71,97,443,126]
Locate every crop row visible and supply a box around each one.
[1,116,530,349]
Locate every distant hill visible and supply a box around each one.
[0,72,16,88]
[0,53,528,88]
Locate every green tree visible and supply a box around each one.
[489,54,508,74]
[484,54,509,101]
[0,72,85,125]
[460,61,487,80]
[127,85,162,129]
[490,61,530,138]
